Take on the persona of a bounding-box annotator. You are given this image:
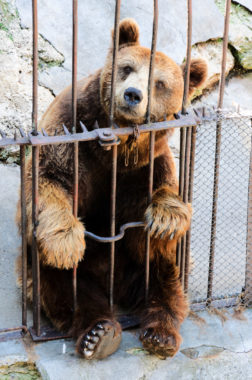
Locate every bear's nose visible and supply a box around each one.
[124,87,143,106]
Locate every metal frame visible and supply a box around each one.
[2,0,251,344]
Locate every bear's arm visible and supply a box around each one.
[146,145,192,241]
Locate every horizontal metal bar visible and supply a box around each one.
[28,113,200,146]
[0,325,28,334]
[85,221,145,243]
[0,136,30,147]
[29,326,71,342]
[191,295,239,312]
[0,109,214,148]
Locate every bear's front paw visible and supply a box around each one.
[37,214,85,270]
[145,187,192,240]
[140,327,182,359]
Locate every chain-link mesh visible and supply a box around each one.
[189,113,252,309]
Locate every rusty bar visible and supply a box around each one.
[217,0,231,110]
[180,127,192,288]
[72,143,79,312]
[31,0,40,336]
[108,0,121,312]
[28,113,201,146]
[109,0,121,128]
[32,146,40,336]
[72,0,79,313]
[182,0,192,114]
[72,0,78,134]
[32,0,38,133]
[0,113,200,148]
[184,125,197,292]
[177,0,192,270]
[206,0,231,307]
[109,145,118,311]
[0,326,28,334]
[176,127,186,267]
[20,145,27,327]
[145,0,158,303]
[245,120,252,306]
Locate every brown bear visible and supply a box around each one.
[16,18,207,360]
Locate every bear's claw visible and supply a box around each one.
[79,320,122,360]
[140,327,181,359]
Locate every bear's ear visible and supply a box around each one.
[181,58,208,96]
[112,18,140,47]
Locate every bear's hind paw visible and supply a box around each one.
[140,327,182,359]
[77,320,122,360]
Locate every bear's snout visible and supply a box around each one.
[124,87,143,107]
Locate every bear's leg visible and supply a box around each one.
[71,281,122,360]
[139,256,188,359]
[37,265,122,360]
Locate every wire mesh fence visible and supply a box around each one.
[189,112,252,309]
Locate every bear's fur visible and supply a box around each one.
[16,18,207,359]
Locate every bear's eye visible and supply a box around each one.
[123,66,133,75]
[156,80,165,90]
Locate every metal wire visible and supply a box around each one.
[207,0,231,306]
[190,113,251,309]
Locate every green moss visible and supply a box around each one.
[215,0,252,69]
[0,362,41,380]
[215,0,252,28]
[0,22,8,32]
[0,0,18,24]
[0,1,16,41]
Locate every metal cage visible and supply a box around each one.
[0,0,251,343]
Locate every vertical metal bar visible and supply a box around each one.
[72,0,78,134]
[176,128,186,267]
[109,145,117,311]
[184,125,197,292]
[182,0,192,114]
[108,0,121,311]
[109,0,121,129]
[32,0,38,133]
[20,145,27,328]
[180,127,192,288]
[217,0,231,110]
[206,0,231,306]
[72,0,78,312]
[245,121,252,306]
[177,0,192,269]
[31,0,40,336]
[32,146,40,336]
[145,0,158,303]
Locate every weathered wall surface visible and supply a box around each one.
[0,0,251,162]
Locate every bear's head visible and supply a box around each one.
[100,18,207,126]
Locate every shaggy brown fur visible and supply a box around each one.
[16,18,207,359]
